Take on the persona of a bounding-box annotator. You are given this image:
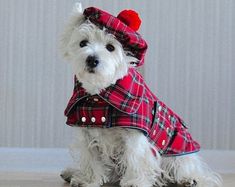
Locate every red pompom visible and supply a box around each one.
[117,10,141,31]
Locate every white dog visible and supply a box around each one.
[59,4,222,187]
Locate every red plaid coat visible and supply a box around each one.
[65,68,200,156]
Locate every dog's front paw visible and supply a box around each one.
[60,168,77,183]
[70,178,100,187]
[70,177,83,187]
[120,181,152,187]
[181,180,197,187]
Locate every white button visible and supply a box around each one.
[162,140,166,146]
[81,117,86,122]
[91,117,96,123]
[166,127,169,133]
[93,98,99,102]
[168,115,171,119]
[153,130,156,136]
[101,117,106,123]
[158,106,162,111]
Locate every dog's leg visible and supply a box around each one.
[161,154,222,187]
[118,129,163,187]
[61,167,78,183]
[61,128,107,187]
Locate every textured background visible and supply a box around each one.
[0,0,234,149]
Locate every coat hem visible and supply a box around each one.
[161,150,200,157]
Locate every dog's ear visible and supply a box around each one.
[59,3,85,60]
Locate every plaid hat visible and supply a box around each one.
[83,7,148,67]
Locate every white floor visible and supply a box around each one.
[0,148,72,173]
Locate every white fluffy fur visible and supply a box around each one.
[161,155,222,186]
[60,5,222,187]
[64,128,163,187]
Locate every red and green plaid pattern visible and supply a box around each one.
[65,68,200,156]
[83,7,148,67]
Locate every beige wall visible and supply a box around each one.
[0,0,234,149]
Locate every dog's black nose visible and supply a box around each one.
[86,55,99,68]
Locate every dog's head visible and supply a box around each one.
[60,4,147,94]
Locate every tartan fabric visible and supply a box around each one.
[83,7,148,67]
[65,68,200,156]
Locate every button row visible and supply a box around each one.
[86,97,99,102]
[81,117,106,123]
[152,130,166,146]
[152,104,169,148]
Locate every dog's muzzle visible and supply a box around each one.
[86,55,99,69]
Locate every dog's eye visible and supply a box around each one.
[80,40,88,48]
[106,44,115,52]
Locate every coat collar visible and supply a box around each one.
[65,68,145,115]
